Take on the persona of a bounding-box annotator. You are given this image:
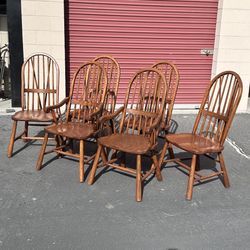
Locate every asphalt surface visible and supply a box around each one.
[0,114,249,250]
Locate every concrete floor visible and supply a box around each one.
[0,114,250,250]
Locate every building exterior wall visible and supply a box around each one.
[21,0,66,101]
[213,0,250,112]
[19,0,250,112]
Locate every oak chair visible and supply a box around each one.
[159,71,243,200]
[8,53,60,157]
[88,68,168,202]
[36,61,108,182]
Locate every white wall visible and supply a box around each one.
[21,0,66,101]
[213,0,250,112]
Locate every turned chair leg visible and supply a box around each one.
[55,135,65,158]
[168,143,175,159]
[159,141,168,167]
[68,139,74,153]
[120,152,126,167]
[218,152,230,188]
[110,149,117,159]
[100,146,108,165]
[136,154,142,202]
[159,142,175,168]
[152,154,163,181]
[88,144,102,185]
[23,121,29,142]
[8,120,17,158]
[186,154,197,200]
[36,132,49,170]
[79,140,85,183]
[195,155,200,171]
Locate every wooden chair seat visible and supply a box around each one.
[45,122,95,140]
[98,134,151,155]
[12,110,55,122]
[166,133,224,155]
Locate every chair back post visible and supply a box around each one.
[192,70,243,145]
[21,53,60,112]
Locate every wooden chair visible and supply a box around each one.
[36,61,108,182]
[152,61,180,135]
[8,53,60,157]
[88,68,168,202]
[159,71,243,200]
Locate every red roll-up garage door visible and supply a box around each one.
[66,0,218,105]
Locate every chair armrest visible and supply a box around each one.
[45,97,70,113]
[98,106,124,126]
[89,104,104,120]
[145,115,163,134]
[45,97,70,123]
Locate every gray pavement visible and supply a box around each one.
[0,114,250,250]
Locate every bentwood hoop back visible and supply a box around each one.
[159,71,243,200]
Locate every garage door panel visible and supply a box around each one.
[66,0,218,104]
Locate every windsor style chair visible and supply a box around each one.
[88,68,168,202]
[8,53,60,157]
[36,61,108,182]
[159,71,243,200]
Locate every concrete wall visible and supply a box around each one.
[21,0,66,101]
[213,0,250,112]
